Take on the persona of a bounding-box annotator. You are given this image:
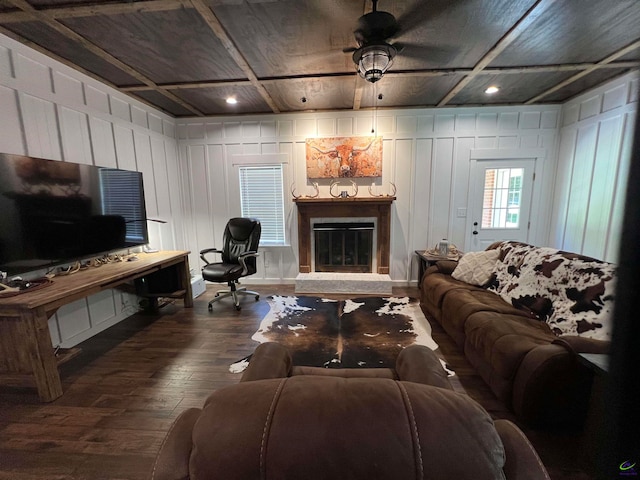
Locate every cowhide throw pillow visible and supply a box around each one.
[452,250,500,286]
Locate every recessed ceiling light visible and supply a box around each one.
[226,97,238,104]
[485,86,500,95]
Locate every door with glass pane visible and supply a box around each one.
[467,159,535,251]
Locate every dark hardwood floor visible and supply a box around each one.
[0,284,592,479]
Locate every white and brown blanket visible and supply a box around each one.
[231,295,447,373]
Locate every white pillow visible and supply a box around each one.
[452,250,500,286]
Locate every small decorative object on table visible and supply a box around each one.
[424,241,461,260]
[438,239,449,256]
[0,277,53,297]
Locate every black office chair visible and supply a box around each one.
[200,218,261,311]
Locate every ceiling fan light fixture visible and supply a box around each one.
[353,44,397,83]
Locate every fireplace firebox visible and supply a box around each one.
[313,222,373,273]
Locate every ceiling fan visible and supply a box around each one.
[343,0,449,83]
[342,0,400,83]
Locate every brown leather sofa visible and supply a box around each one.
[151,342,550,480]
[420,241,613,427]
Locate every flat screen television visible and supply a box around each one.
[0,153,149,277]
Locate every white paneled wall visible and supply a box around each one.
[0,33,182,348]
[2,30,635,350]
[178,104,560,285]
[550,71,638,262]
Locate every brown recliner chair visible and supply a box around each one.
[151,343,550,480]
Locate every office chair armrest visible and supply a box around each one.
[238,250,259,275]
[200,248,223,265]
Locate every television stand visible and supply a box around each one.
[0,250,192,402]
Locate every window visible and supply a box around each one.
[481,167,523,229]
[99,168,146,242]
[238,165,285,245]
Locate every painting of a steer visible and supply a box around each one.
[305,136,382,178]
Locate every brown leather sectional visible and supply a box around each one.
[420,242,612,427]
[151,342,551,479]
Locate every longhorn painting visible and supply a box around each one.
[305,136,382,178]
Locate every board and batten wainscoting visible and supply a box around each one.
[0,33,185,349]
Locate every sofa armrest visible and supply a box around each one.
[512,344,593,427]
[494,419,551,480]
[424,259,459,276]
[555,335,610,354]
[151,408,201,480]
[240,342,292,382]
[395,345,453,389]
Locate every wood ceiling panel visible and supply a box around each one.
[360,74,465,108]
[490,0,640,67]
[133,90,197,116]
[0,0,17,13]
[0,0,636,116]
[263,77,356,112]
[27,0,118,6]
[171,85,273,115]
[540,68,634,103]
[212,0,539,77]
[61,8,248,84]
[2,20,142,85]
[382,0,538,70]
[449,71,575,105]
[209,0,363,77]
[619,50,640,62]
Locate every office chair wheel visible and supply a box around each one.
[235,305,241,311]
[208,304,213,312]
[215,293,219,297]
[255,295,259,301]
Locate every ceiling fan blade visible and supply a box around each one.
[342,46,357,53]
[392,42,457,63]
[393,0,455,38]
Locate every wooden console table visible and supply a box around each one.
[0,250,192,402]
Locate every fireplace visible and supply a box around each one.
[294,197,394,275]
[313,221,374,273]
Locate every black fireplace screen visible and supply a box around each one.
[313,222,373,273]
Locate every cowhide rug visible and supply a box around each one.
[231,295,453,375]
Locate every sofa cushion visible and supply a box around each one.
[465,312,556,381]
[421,272,474,312]
[452,249,500,286]
[440,288,535,347]
[189,377,512,480]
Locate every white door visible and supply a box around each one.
[467,159,536,252]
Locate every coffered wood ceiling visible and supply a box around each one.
[1,0,639,117]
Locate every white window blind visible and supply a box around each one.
[239,165,285,245]
[99,168,146,242]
